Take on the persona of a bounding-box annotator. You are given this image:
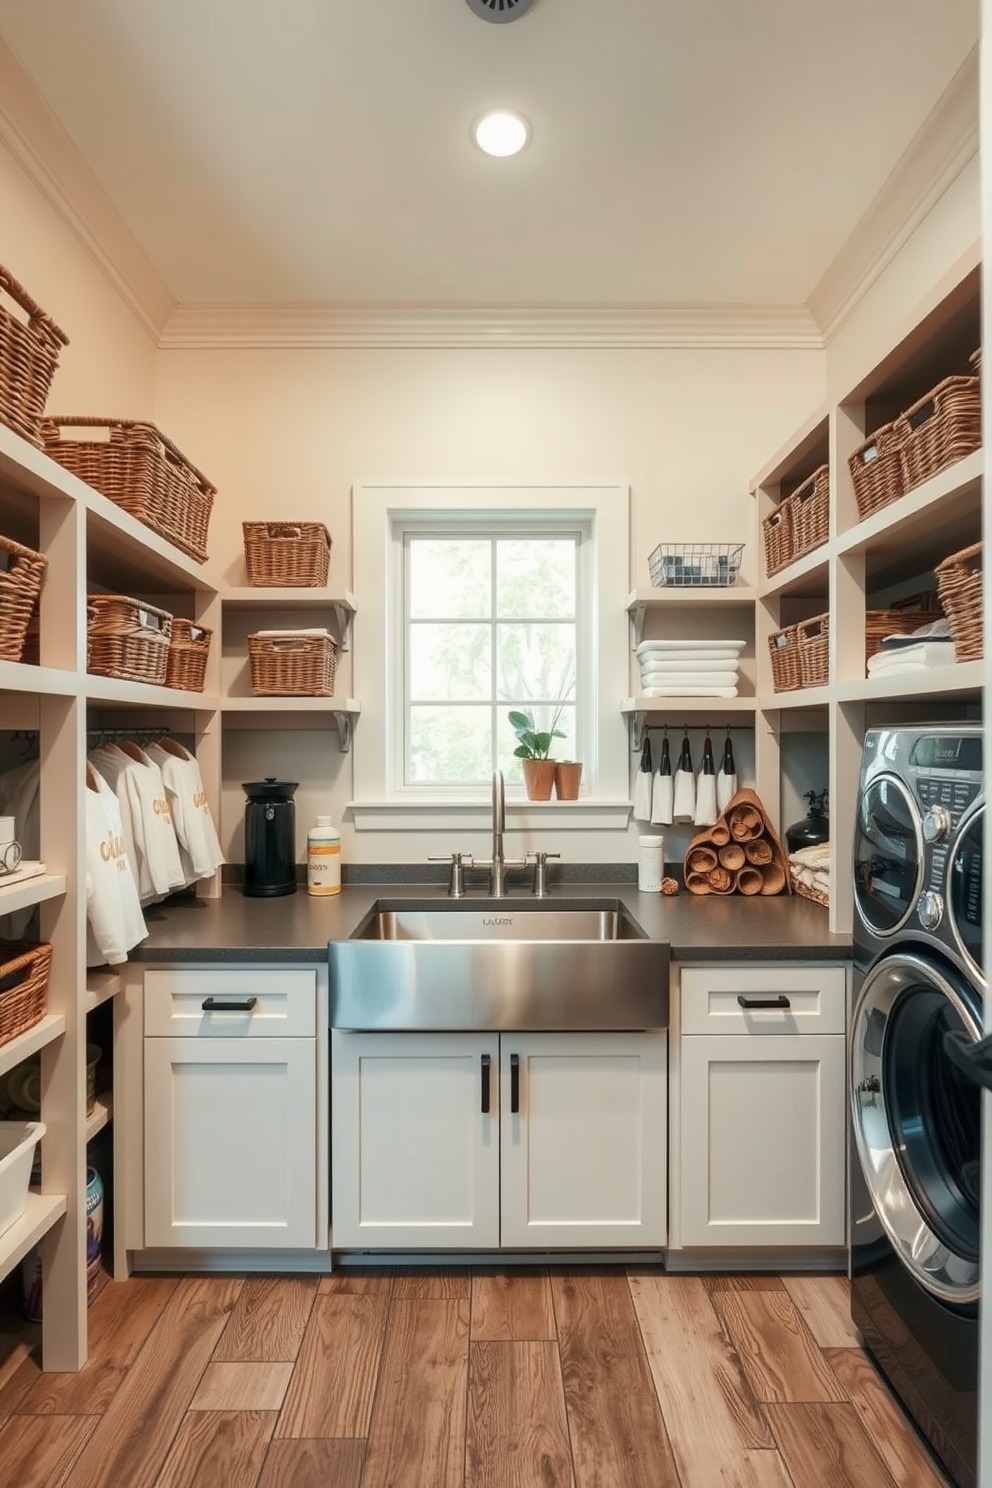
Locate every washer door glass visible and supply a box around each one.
[850,950,981,1304]
[949,803,983,980]
[854,774,923,937]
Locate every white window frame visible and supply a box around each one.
[351,483,631,832]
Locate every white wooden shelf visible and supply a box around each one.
[0,1191,68,1288]
[0,1014,66,1081]
[86,1094,112,1143]
[0,661,78,697]
[0,872,67,919]
[84,675,221,711]
[84,970,124,1013]
[626,587,756,648]
[222,589,355,650]
[222,695,361,749]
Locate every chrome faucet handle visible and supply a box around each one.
[428,852,473,899]
[529,851,560,898]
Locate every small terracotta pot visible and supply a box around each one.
[522,758,556,800]
[554,761,583,800]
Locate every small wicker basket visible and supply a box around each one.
[242,522,331,587]
[864,591,940,665]
[248,631,338,696]
[797,612,830,688]
[0,535,47,663]
[790,465,829,560]
[0,267,69,449]
[87,594,173,686]
[40,418,215,564]
[935,542,983,663]
[165,618,212,693]
[0,942,52,1048]
[768,623,801,691]
[762,502,794,577]
[849,421,905,522]
[897,373,982,494]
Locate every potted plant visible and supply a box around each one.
[509,703,567,800]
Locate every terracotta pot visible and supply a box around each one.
[554,761,583,800]
[522,758,556,800]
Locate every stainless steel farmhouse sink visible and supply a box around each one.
[328,899,670,1031]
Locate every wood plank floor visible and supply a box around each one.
[0,1267,955,1488]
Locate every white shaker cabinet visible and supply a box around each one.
[331,1029,667,1251]
[678,964,847,1250]
[143,966,320,1250]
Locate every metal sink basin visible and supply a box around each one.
[329,899,670,1031]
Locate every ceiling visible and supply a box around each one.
[0,0,980,310]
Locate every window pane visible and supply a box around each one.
[496,623,575,702]
[497,539,575,619]
[409,539,491,619]
[409,705,494,783]
[410,623,491,700]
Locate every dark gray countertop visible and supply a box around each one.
[134,882,851,963]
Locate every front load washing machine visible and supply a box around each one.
[850,724,983,1488]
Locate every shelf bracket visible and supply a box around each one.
[628,603,647,651]
[332,709,354,752]
[332,604,354,652]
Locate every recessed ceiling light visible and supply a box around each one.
[472,109,531,157]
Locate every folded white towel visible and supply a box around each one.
[640,670,740,688]
[868,641,958,674]
[253,628,336,640]
[694,771,718,827]
[673,767,695,823]
[651,772,673,825]
[716,766,738,812]
[642,685,740,697]
[633,767,654,822]
[638,656,742,673]
[789,843,831,870]
[636,639,746,657]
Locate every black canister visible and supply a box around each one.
[242,778,299,897]
[785,789,830,853]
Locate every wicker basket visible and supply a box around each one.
[790,465,829,560]
[87,594,173,686]
[797,612,830,688]
[0,535,47,663]
[897,374,982,494]
[40,418,215,564]
[849,421,905,521]
[248,631,338,696]
[762,502,794,577]
[0,942,51,1048]
[864,591,940,664]
[0,267,69,449]
[165,618,212,692]
[790,871,829,908]
[242,522,331,587]
[768,623,801,691]
[935,542,982,663]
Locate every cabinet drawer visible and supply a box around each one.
[681,965,846,1037]
[144,967,316,1038]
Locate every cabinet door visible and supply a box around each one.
[331,1031,499,1249]
[499,1031,667,1248]
[144,1037,316,1249]
[680,1033,845,1249]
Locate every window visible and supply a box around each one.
[405,528,579,788]
[353,484,630,830]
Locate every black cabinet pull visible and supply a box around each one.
[202,996,258,1012]
[481,1053,491,1114]
[510,1053,520,1114]
[737,994,791,1010]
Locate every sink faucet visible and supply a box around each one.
[485,769,526,898]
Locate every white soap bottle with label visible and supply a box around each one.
[307,815,341,896]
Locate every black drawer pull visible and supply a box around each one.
[737,994,791,1010]
[481,1053,491,1114]
[202,996,258,1012]
[510,1053,520,1114]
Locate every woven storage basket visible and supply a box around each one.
[791,871,829,908]
[790,465,829,560]
[0,942,51,1048]
[242,522,331,587]
[0,267,69,449]
[897,373,982,494]
[797,612,830,688]
[40,418,215,564]
[165,617,212,692]
[762,500,794,577]
[0,535,47,663]
[935,542,983,663]
[87,594,173,686]
[849,421,905,521]
[248,632,338,696]
[864,591,940,664]
[768,623,801,692]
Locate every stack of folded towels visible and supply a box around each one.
[867,618,956,678]
[789,842,830,905]
[635,638,746,697]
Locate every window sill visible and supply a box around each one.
[349,799,634,832]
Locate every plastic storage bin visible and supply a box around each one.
[0,1121,45,1239]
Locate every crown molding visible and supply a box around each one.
[159,300,823,350]
[807,46,979,345]
[0,37,174,340]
